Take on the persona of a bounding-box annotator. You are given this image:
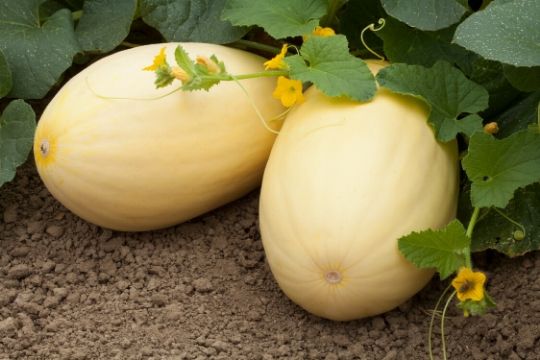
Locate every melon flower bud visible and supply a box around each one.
[483,122,499,135]
[196,56,221,74]
[170,66,191,83]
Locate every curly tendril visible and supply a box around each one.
[360,18,386,61]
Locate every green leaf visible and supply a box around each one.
[462,131,540,208]
[140,0,247,44]
[495,92,540,138]
[222,0,327,39]
[376,61,489,141]
[0,0,80,99]
[398,220,471,280]
[0,49,12,99]
[377,18,472,69]
[457,292,496,316]
[459,182,540,256]
[380,0,467,31]
[285,35,376,102]
[0,100,36,187]
[503,65,540,93]
[75,0,137,53]
[453,0,540,67]
[464,56,522,118]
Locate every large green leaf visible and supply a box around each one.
[0,0,79,99]
[222,0,327,39]
[76,0,137,53]
[285,35,376,102]
[398,220,470,280]
[380,0,467,31]
[453,0,540,67]
[0,50,12,99]
[0,100,36,187]
[459,183,540,256]
[376,61,489,141]
[464,56,522,118]
[462,131,540,209]
[495,91,540,138]
[503,65,540,93]
[140,0,247,44]
[377,18,471,69]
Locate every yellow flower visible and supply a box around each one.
[312,26,335,37]
[143,47,167,71]
[272,76,304,107]
[303,26,336,41]
[264,44,288,70]
[451,267,487,302]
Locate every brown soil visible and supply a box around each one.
[1,163,539,360]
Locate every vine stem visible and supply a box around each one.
[360,19,386,60]
[218,70,288,81]
[428,284,453,360]
[72,10,82,21]
[228,40,282,55]
[465,207,481,268]
[493,208,527,236]
[229,75,281,135]
[323,0,346,27]
[441,291,457,360]
[85,70,288,101]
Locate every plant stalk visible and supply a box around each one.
[428,284,453,360]
[440,291,457,360]
[464,207,481,268]
[228,40,282,55]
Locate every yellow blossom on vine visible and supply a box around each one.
[143,47,167,71]
[264,44,288,70]
[312,26,336,37]
[272,76,304,107]
[451,267,486,302]
[303,26,336,41]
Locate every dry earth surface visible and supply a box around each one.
[1,163,539,360]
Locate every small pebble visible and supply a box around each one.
[46,225,65,238]
[9,246,30,258]
[41,260,57,273]
[53,287,68,299]
[0,317,18,335]
[7,264,32,279]
[151,293,168,307]
[3,206,18,223]
[27,221,45,234]
[102,237,123,252]
[192,277,213,292]
[371,317,386,331]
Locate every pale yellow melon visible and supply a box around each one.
[34,43,284,231]
[259,61,459,321]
